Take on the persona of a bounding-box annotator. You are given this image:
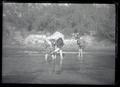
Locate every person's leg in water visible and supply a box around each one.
[45,53,52,74]
[51,53,56,72]
[78,46,83,63]
[59,49,63,70]
[80,48,83,62]
[78,48,81,58]
[52,47,63,74]
[45,54,48,63]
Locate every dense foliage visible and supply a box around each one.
[3,3,115,45]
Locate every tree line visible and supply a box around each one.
[3,3,115,45]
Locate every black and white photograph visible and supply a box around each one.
[2,3,115,84]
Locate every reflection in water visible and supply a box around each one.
[2,48,115,84]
